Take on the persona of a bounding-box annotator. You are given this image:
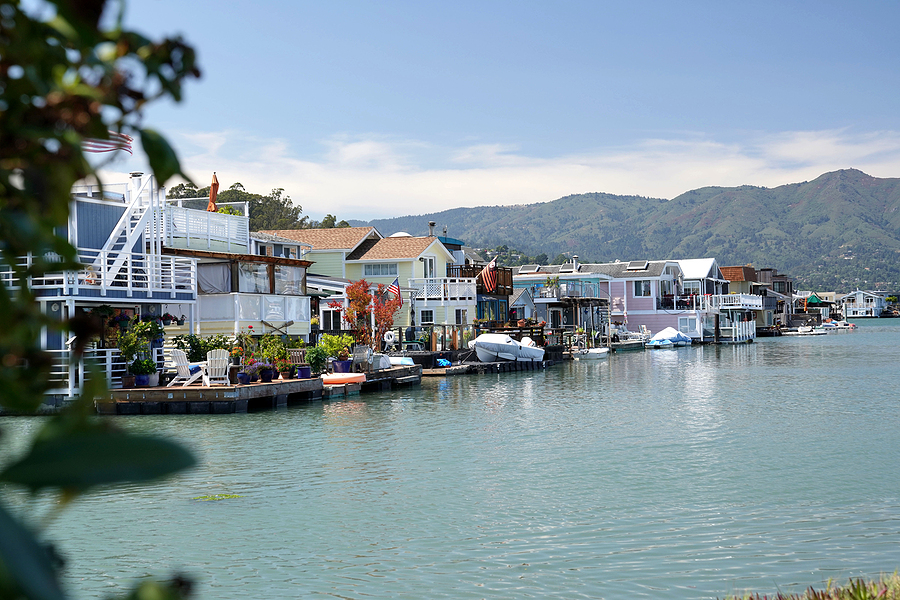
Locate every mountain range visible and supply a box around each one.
[352,169,900,291]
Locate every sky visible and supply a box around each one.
[94,0,900,221]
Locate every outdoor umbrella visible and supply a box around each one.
[206,172,219,212]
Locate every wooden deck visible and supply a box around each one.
[95,365,422,415]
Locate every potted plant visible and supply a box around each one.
[116,327,142,388]
[161,312,176,326]
[130,358,157,387]
[276,358,293,379]
[305,346,327,376]
[237,362,257,385]
[310,315,320,330]
[256,362,275,383]
[177,314,186,326]
[332,346,352,373]
[230,346,244,366]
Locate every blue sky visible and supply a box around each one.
[97,0,900,221]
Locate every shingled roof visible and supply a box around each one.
[259,227,378,251]
[346,236,445,261]
[721,265,758,282]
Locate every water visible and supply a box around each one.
[3,322,900,599]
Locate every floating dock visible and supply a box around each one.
[95,365,422,415]
[422,359,555,376]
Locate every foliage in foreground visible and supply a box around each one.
[0,0,200,598]
[726,574,900,600]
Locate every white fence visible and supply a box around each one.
[165,205,250,253]
[2,250,196,298]
[408,278,477,304]
[47,347,165,398]
[703,294,764,311]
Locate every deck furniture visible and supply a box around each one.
[203,349,230,386]
[167,349,205,387]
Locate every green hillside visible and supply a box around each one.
[356,169,900,290]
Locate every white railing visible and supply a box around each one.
[2,249,197,298]
[704,294,763,311]
[718,320,756,343]
[46,347,165,398]
[408,278,476,304]
[165,205,249,253]
[198,293,311,330]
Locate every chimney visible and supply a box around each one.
[572,255,579,270]
[428,221,436,236]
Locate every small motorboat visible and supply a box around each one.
[646,338,675,349]
[649,327,692,346]
[574,347,610,360]
[782,326,827,336]
[321,372,367,385]
[469,333,545,362]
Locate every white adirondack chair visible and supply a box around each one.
[167,349,204,387]
[203,348,230,386]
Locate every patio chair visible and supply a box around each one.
[288,348,306,364]
[167,349,204,387]
[203,348,230,386]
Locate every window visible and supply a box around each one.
[683,281,701,295]
[423,257,436,279]
[322,309,342,331]
[364,263,398,277]
[420,309,434,324]
[678,317,697,335]
[455,309,467,325]
[238,263,269,293]
[274,265,303,295]
[633,280,651,297]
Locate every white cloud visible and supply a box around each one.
[97,129,900,221]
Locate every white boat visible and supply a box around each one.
[815,320,857,332]
[782,325,827,336]
[609,326,648,351]
[646,338,675,349]
[649,327,692,346]
[469,333,545,362]
[574,347,610,360]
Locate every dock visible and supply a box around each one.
[422,359,555,376]
[95,365,422,415]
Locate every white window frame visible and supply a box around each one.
[423,256,436,279]
[455,309,467,325]
[678,316,697,335]
[634,280,651,297]
[420,309,434,324]
[364,263,398,277]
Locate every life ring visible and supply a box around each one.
[383,330,396,344]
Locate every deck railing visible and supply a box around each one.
[164,204,249,253]
[2,249,196,298]
[407,278,477,304]
[445,265,513,295]
[46,346,165,398]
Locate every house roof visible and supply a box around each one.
[721,265,757,282]
[346,236,449,261]
[162,247,312,268]
[251,231,312,247]
[677,258,724,281]
[259,227,379,251]
[510,287,534,307]
[514,260,671,279]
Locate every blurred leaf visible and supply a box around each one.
[0,430,196,492]
[0,501,65,600]
[122,576,193,600]
[139,129,192,186]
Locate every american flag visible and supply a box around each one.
[480,257,498,293]
[82,131,134,155]
[388,277,402,307]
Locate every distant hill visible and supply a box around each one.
[352,169,900,291]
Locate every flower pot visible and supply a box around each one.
[121,374,135,388]
[236,372,251,385]
[134,374,150,387]
[232,356,242,365]
[176,319,185,326]
[259,369,274,383]
[279,371,292,380]
[332,359,352,373]
[162,319,172,326]
[295,366,311,379]
[148,372,160,387]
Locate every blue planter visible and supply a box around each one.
[332,360,352,373]
[134,374,150,387]
[295,366,311,379]
[259,369,274,383]
[236,373,251,385]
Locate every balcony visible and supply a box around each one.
[531,281,606,301]
[446,265,512,296]
[198,293,311,329]
[408,277,477,305]
[1,249,196,300]
[164,203,249,253]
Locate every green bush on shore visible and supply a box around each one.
[726,574,900,600]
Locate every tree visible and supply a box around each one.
[343,280,373,347]
[0,1,199,598]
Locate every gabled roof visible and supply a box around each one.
[260,226,379,251]
[721,265,757,282]
[677,258,724,281]
[515,260,672,279]
[346,236,451,261]
[510,287,535,308]
[251,231,312,247]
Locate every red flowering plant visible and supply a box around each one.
[341,279,402,349]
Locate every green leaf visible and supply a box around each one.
[139,129,192,186]
[0,501,65,600]
[0,431,196,492]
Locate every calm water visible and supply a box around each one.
[4,322,900,599]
